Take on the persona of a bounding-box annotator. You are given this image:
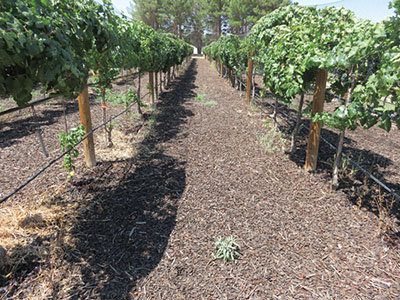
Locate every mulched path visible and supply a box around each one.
[1,58,400,299]
[0,72,152,203]
[252,75,400,208]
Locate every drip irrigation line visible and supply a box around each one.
[251,91,400,200]
[0,71,140,117]
[212,61,399,199]
[232,73,399,199]
[0,95,56,117]
[0,92,150,204]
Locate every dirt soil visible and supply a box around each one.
[1,58,400,299]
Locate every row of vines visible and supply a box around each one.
[0,0,193,181]
[203,2,400,189]
[1,0,192,106]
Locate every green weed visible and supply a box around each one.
[96,89,136,107]
[59,125,85,178]
[195,93,207,101]
[213,236,240,262]
[148,115,157,126]
[259,125,287,153]
[202,101,218,106]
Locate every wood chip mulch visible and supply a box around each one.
[1,58,400,299]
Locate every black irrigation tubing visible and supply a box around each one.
[0,91,150,205]
[228,71,400,199]
[0,95,56,117]
[0,71,141,118]
[250,89,400,200]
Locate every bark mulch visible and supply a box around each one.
[1,58,400,299]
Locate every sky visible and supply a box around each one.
[294,0,395,22]
[111,0,395,22]
[111,0,132,16]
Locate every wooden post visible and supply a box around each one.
[220,61,223,77]
[155,71,159,100]
[305,69,328,171]
[159,71,163,93]
[78,80,96,168]
[246,52,253,105]
[149,72,154,105]
[137,72,142,115]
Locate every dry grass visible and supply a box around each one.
[96,127,139,162]
[0,113,154,299]
[0,186,82,299]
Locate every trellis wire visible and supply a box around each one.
[250,85,400,200]
[0,71,140,117]
[0,92,150,204]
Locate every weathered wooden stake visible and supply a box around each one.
[155,71,159,100]
[305,69,328,171]
[159,71,163,93]
[78,80,96,168]
[137,72,142,115]
[149,72,154,106]
[246,52,253,105]
[227,69,231,85]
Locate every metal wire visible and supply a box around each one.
[0,71,140,117]
[0,91,150,204]
[250,87,400,200]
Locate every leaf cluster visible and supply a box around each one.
[203,35,249,75]
[59,125,85,173]
[0,0,192,107]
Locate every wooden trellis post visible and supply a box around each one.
[149,72,154,105]
[246,52,253,105]
[78,79,96,168]
[305,69,328,171]
[155,71,159,100]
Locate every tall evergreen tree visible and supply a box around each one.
[130,0,164,29]
[227,0,289,34]
[203,0,228,38]
[163,0,193,38]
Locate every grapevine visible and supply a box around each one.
[59,125,86,177]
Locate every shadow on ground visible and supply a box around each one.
[256,96,400,240]
[61,60,197,299]
[0,60,198,299]
[0,100,80,148]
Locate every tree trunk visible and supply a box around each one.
[218,16,222,37]
[272,98,279,129]
[149,71,154,106]
[252,64,256,103]
[291,93,305,153]
[62,97,68,133]
[332,70,356,189]
[137,72,142,115]
[101,87,108,144]
[246,53,253,105]
[332,129,345,189]
[159,71,163,93]
[155,71,159,100]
